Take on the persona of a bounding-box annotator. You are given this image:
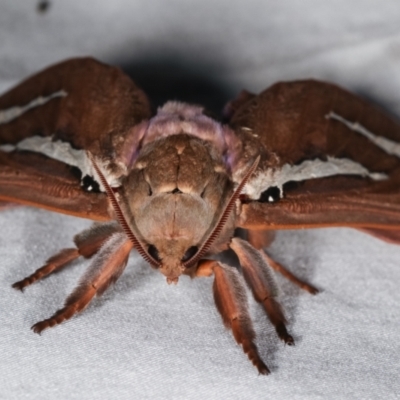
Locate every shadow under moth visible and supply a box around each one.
[1,58,400,374]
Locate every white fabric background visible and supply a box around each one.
[1,1,400,399]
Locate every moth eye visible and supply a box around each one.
[182,246,198,263]
[148,245,161,262]
[81,175,100,193]
[259,186,281,203]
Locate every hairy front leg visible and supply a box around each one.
[196,259,270,374]
[230,237,294,345]
[32,231,133,333]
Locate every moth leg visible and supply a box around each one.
[73,222,123,258]
[12,222,121,291]
[31,231,133,334]
[230,237,294,345]
[247,229,318,294]
[196,259,269,374]
[193,259,215,277]
[12,248,80,291]
[262,251,318,295]
[246,229,276,249]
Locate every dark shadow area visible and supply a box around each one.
[37,0,51,14]
[117,56,235,116]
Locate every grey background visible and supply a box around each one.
[0,1,400,399]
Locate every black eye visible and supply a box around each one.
[81,175,100,193]
[182,246,198,263]
[148,245,161,262]
[259,186,281,203]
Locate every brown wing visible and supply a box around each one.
[228,80,400,230]
[0,150,110,220]
[0,58,151,220]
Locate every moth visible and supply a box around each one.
[1,58,400,375]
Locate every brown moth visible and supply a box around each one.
[1,58,400,374]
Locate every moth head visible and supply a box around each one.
[121,135,237,283]
[89,137,259,284]
[132,191,210,284]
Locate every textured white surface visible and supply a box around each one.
[1,1,400,399]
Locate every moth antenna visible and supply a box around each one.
[88,152,160,267]
[183,156,260,268]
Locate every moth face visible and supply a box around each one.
[121,134,234,283]
[134,193,213,282]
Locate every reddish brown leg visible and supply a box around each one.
[32,232,133,334]
[211,261,269,375]
[246,229,318,294]
[262,251,319,295]
[12,248,80,291]
[12,222,121,291]
[246,229,276,249]
[73,222,122,258]
[192,259,215,277]
[230,237,294,345]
